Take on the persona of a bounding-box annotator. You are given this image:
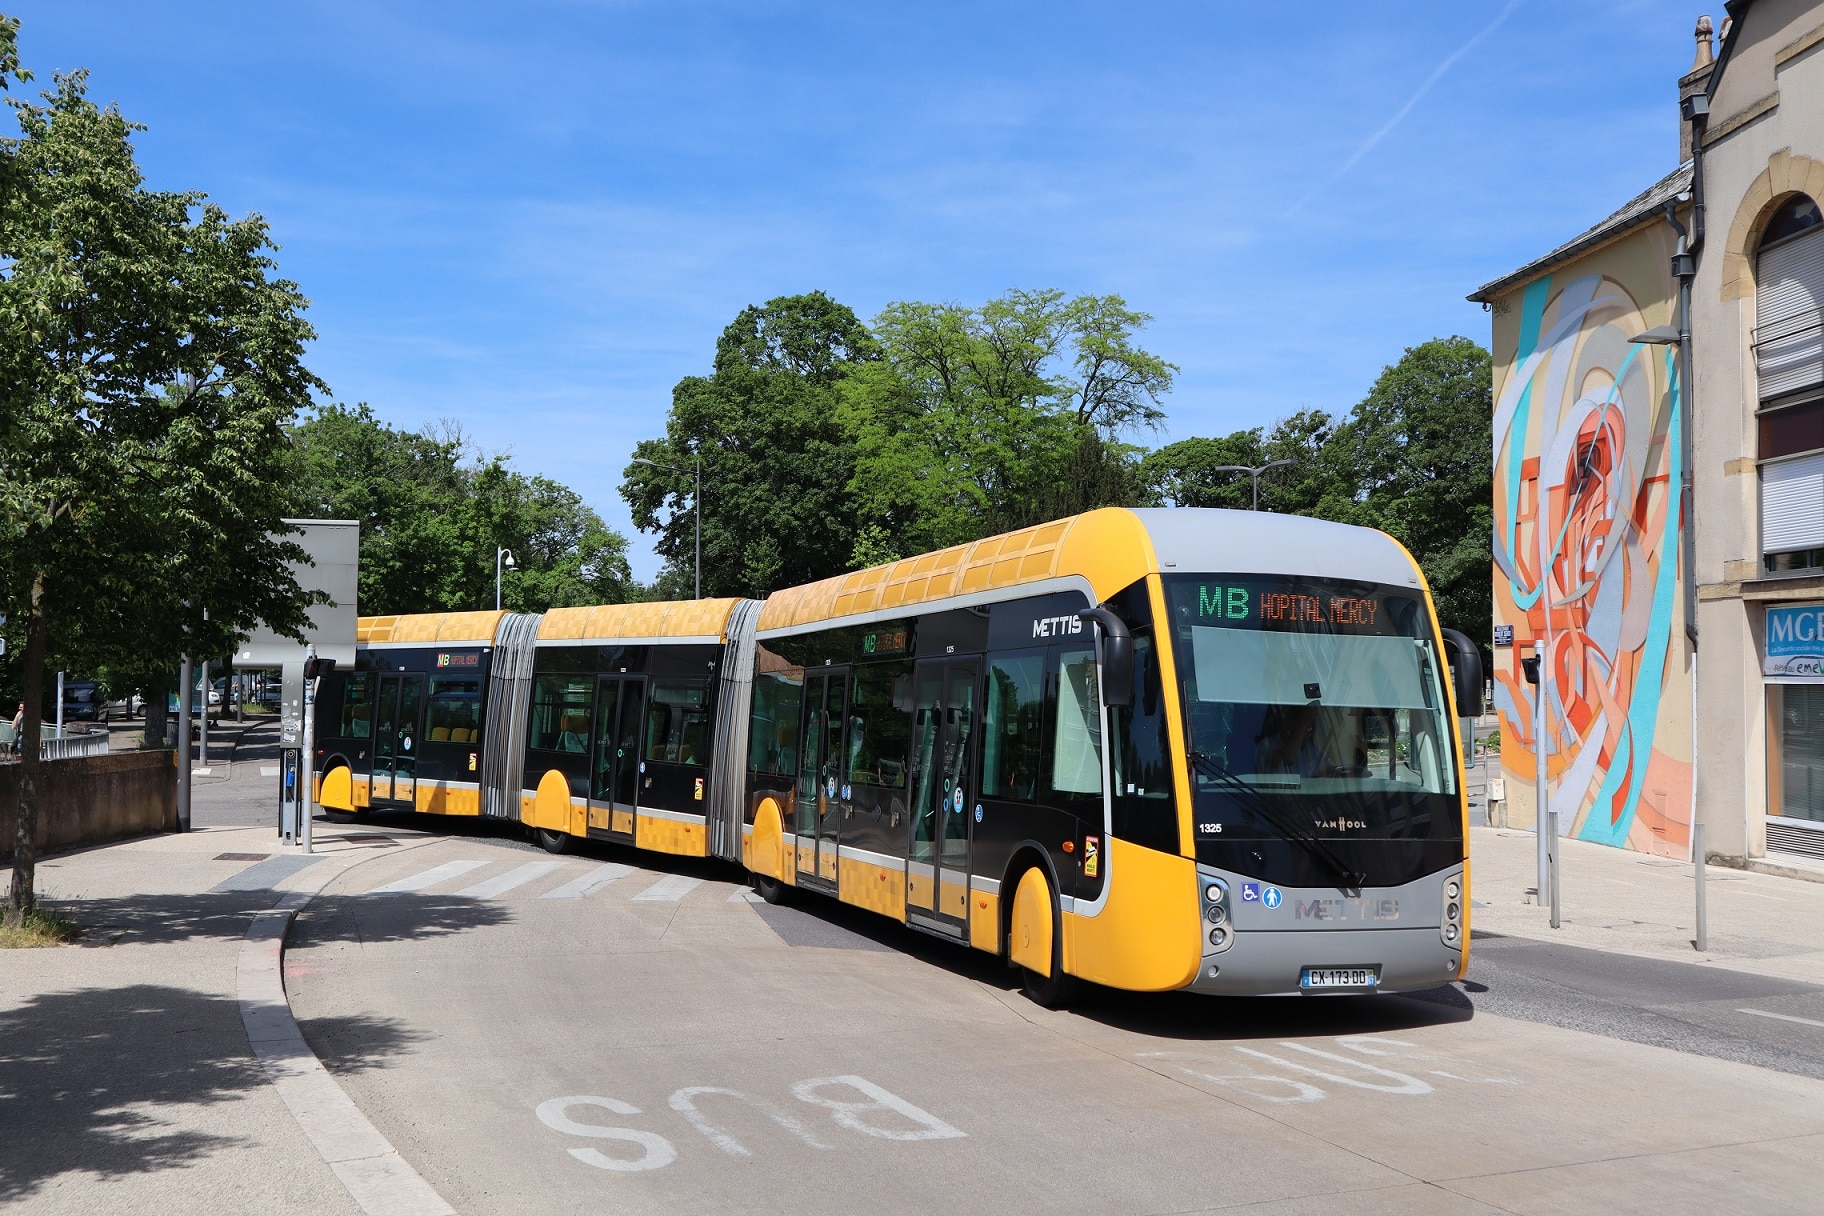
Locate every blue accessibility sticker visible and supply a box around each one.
[1262,886,1284,910]
[1240,882,1260,903]
[974,804,983,823]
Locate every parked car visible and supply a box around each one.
[99,692,144,720]
[61,681,103,722]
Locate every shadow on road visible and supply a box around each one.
[0,983,423,1205]
[51,889,513,949]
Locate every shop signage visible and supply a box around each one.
[1764,602,1824,679]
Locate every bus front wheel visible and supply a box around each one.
[535,827,571,855]
[754,872,788,905]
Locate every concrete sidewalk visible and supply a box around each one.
[0,812,443,1214]
[1471,824,1824,985]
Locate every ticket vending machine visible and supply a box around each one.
[279,748,302,844]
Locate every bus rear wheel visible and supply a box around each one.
[534,827,571,855]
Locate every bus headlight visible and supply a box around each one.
[1205,882,1225,903]
[1205,902,1227,925]
[1208,925,1231,951]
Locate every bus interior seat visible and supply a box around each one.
[429,726,451,741]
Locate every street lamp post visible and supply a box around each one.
[1211,459,1295,510]
[495,547,515,612]
[633,455,702,599]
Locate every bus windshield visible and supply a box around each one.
[1163,575,1461,847]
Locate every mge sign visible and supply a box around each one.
[1765,602,1824,679]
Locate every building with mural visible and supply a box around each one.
[1473,1,1824,872]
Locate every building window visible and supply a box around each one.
[1756,195,1824,573]
[1779,684,1824,822]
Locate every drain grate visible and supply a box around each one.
[214,852,269,862]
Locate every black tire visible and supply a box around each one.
[324,809,362,825]
[1018,874,1080,1010]
[754,872,788,905]
[535,827,572,855]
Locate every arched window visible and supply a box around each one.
[1756,194,1824,574]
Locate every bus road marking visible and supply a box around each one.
[633,875,703,902]
[455,861,564,900]
[537,1075,964,1173]
[1137,1036,1521,1104]
[539,862,636,900]
[1738,1008,1824,1028]
[363,859,488,895]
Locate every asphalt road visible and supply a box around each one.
[280,831,1824,1215]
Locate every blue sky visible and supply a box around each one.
[15,1,1697,580]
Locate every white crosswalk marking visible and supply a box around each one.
[633,874,703,902]
[454,861,564,900]
[538,862,636,900]
[363,859,488,895]
[728,888,763,903]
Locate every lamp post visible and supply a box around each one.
[1631,319,1701,947]
[633,454,702,598]
[495,547,515,612]
[1211,459,1295,510]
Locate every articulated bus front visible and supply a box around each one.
[1156,567,1469,997]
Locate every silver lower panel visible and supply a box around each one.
[1186,926,1462,996]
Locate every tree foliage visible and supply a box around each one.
[1144,339,1493,642]
[288,404,634,615]
[622,292,873,597]
[0,61,321,923]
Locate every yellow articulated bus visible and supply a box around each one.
[315,507,1482,1005]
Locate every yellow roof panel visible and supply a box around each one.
[756,508,1157,633]
[357,610,505,645]
[537,598,743,643]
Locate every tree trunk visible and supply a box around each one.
[6,570,46,928]
[143,670,172,751]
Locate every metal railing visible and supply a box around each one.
[0,723,113,761]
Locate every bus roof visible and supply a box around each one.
[357,610,505,646]
[756,507,1421,635]
[538,598,745,644]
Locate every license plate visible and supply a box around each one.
[1301,967,1378,991]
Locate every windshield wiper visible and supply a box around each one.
[1188,750,1366,896]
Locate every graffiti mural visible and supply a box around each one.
[1491,268,1693,858]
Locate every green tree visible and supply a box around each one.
[842,289,1173,560]
[622,292,875,596]
[0,63,321,924]
[1338,336,1494,641]
[289,404,633,614]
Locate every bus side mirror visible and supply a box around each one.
[1440,629,1485,718]
[1077,606,1133,709]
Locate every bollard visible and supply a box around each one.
[1694,821,1707,953]
[1548,808,1561,929]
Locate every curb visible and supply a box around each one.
[237,841,457,1216]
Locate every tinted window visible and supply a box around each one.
[341,672,374,738]
[984,652,1045,801]
[847,661,913,788]
[428,679,481,743]
[531,675,594,753]
[749,654,805,778]
[646,678,710,766]
[1107,579,1179,853]
[1049,645,1102,796]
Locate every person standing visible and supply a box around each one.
[10,701,23,756]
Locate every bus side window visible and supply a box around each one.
[983,652,1044,802]
[1107,580,1179,855]
[341,672,374,739]
[1048,646,1102,797]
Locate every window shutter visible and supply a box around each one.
[1757,228,1824,401]
[1763,450,1824,553]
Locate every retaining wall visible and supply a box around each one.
[0,750,177,853]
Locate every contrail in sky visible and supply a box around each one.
[1288,0,1524,216]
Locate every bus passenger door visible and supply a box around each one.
[795,669,845,889]
[589,676,643,840]
[371,675,401,802]
[391,675,424,807]
[906,659,978,928]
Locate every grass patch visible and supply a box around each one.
[0,904,82,948]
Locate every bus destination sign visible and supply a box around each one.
[436,651,481,668]
[861,626,909,656]
[1194,583,1385,632]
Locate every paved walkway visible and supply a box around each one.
[1471,824,1824,986]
